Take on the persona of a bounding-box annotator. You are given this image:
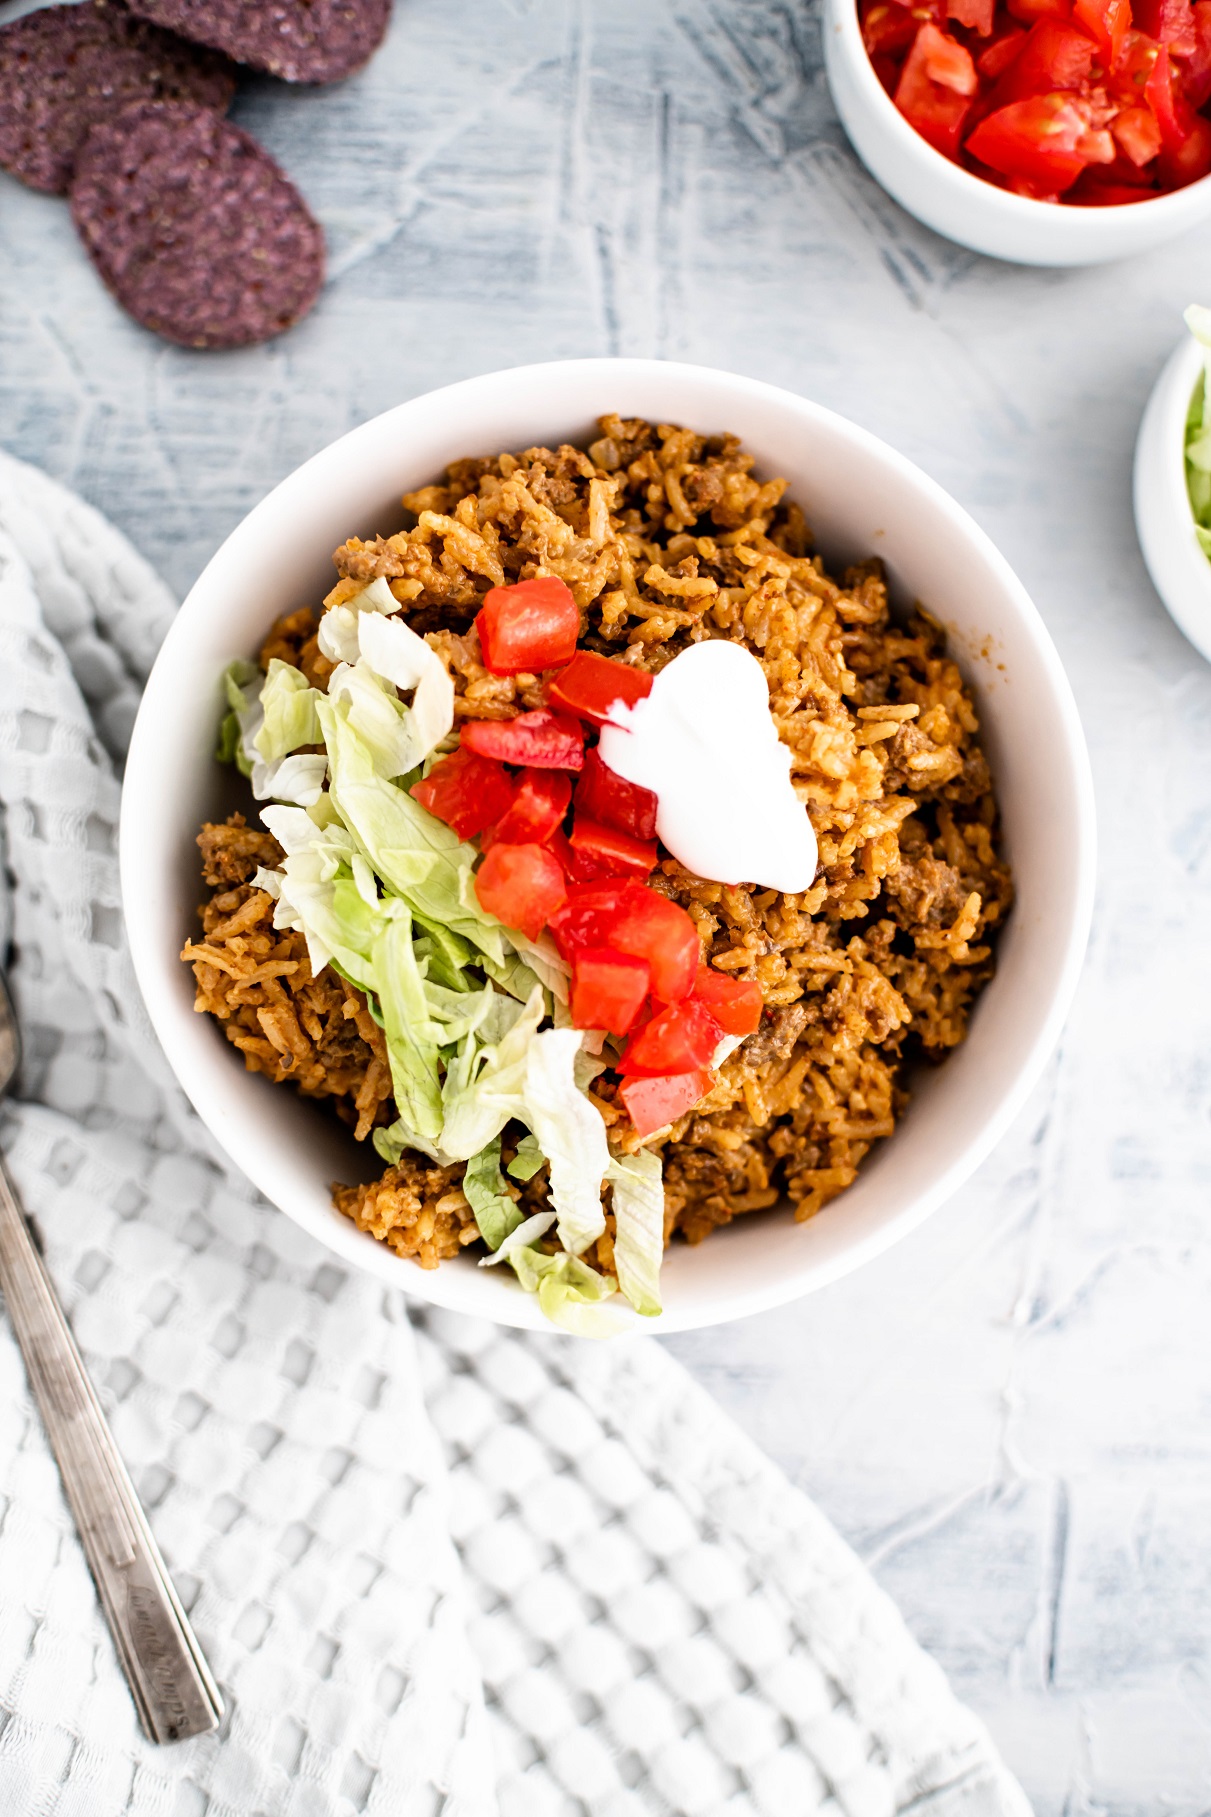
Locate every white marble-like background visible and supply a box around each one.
[2,1,1210,1808]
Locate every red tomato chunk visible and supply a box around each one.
[568,816,657,880]
[546,649,653,723]
[620,1070,714,1139]
[574,747,658,841]
[474,843,567,942]
[410,748,515,840]
[461,709,585,771]
[474,576,580,675]
[691,967,764,1038]
[486,768,571,846]
[863,0,1211,198]
[548,882,700,1005]
[569,948,651,1035]
[619,999,725,1077]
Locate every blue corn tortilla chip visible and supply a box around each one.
[0,0,237,195]
[70,100,325,350]
[124,0,391,84]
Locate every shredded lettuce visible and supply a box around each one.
[507,1132,545,1182]
[607,1149,665,1317]
[255,659,322,762]
[505,1245,622,1336]
[1184,305,1211,559]
[524,1029,609,1255]
[463,1137,525,1250]
[215,594,665,1335]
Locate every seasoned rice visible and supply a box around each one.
[183,416,1012,1269]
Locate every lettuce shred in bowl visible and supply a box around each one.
[181,416,1012,1334]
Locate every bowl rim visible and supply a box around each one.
[120,356,1097,1335]
[826,0,1211,230]
[1134,333,1211,663]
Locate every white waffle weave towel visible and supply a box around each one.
[0,451,1032,1817]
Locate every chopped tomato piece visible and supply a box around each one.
[1005,0,1074,24]
[1177,0,1211,107]
[1147,40,1211,174]
[895,23,978,155]
[865,0,923,51]
[410,747,515,840]
[987,19,1097,103]
[619,999,725,1077]
[966,92,1107,186]
[1073,0,1132,64]
[569,948,651,1035]
[977,24,1029,73]
[548,881,633,955]
[949,0,997,32]
[568,816,657,879]
[574,747,658,841]
[474,842,567,942]
[460,709,586,771]
[608,890,700,1004]
[691,967,764,1037]
[1112,100,1164,155]
[474,575,580,675]
[620,1070,714,1139]
[547,649,654,724]
[1135,0,1196,48]
[1109,28,1161,101]
[486,767,571,846]
[548,828,613,883]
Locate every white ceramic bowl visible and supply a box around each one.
[1135,334,1211,661]
[120,358,1096,1334]
[823,0,1211,265]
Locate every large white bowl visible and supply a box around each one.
[823,0,1211,265]
[1135,333,1211,662]
[120,359,1095,1335]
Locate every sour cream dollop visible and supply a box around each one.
[597,640,818,893]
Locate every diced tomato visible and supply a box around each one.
[460,709,586,771]
[619,999,725,1077]
[1112,99,1164,154]
[569,816,657,879]
[977,24,1029,73]
[1176,0,1211,107]
[1067,169,1160,189]
[1147,39,1211,172]
[1135,0,1196,48]
[546,649,653,724]
[987,18,1097,103]
[1005,0,1074,24]
[620,1070,714,1139]
[949,0,997,31]
[410,747,515,840]
[966,92,1108,185]
[548,882,633,956]
[608,890,700,1004]
[548,828,611,883]
[574,747,658,841]
[485,768,570,847]
[1109,27,1162,101]
[691,967,764,1038]
[895,23,979,155]
[569,948,651,1034]
[865,0,923,52]
[474,576,580,676]
[473,842,567,942]
[1073,0,1132,64]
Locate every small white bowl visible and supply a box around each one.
[1135,334,1211,661]
[120,359,1095,1334]
[823,0,1211,265]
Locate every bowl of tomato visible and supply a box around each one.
[122,358,1095,1333]
[824,0,1211,263]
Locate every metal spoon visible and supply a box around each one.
[0,966,223,1744]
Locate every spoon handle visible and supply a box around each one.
[0,1154,223,1743]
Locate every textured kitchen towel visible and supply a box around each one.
[0,449,1032,1817]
